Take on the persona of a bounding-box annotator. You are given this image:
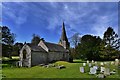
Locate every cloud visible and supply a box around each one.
[2,2,28,28]
[2,2,118,41]
[91,12,118,38]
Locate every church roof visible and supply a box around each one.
[26,42,67,52]
[44,42,67,52]
[26,43,46,52]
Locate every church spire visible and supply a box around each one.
[60,22,68,42]
[59,22,69,49]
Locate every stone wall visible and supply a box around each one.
[48,52,69,62]
[31,51,48,66]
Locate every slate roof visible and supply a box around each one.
[44,42,67,52]
[26,42,67,52]
[26,43,46,52]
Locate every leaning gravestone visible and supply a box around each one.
[104,68,110,76]
[89,67,97,74]
[80,67,84,73]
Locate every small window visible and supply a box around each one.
[23,49,27,59]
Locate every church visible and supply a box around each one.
[19,22,70,67]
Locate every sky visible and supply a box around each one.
[1,2,119,43]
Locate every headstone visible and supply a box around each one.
[97,74,105,78]
[100,62,104,66]
[80,67,84,73]
[111,61,114,65]
[115,59,119,62]
[104,62,107,65]
[92,60,94,63]
[115,59,119,66]
[83,63,86,66]
[87,60,89,64]
[95,61,97,65]
[104,68,110,76]
[100,67,105,73]
[93,66,98,70]
[89,63,92,67]
[18,61,22,67]
[89,67,97,74]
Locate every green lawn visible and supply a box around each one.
[2,59,120,78]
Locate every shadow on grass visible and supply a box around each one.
[2,59,19,68]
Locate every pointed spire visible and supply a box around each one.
[59,22,70,49]
[60,21,68,42]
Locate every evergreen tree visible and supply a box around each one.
[1,26,15,58]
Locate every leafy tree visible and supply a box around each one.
[31,34,44,46]
[69,33,81,48]
[77,35,102,60]
[12,42,23,56]
[1,26,15,58]
[69,33,81,59]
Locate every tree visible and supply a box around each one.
[77,35,102,60]
[2,26,15,58]
[12,42,23,56]
[69,33,81,48]
[69,33,81,59]
[31,34,44,45]
[100,27,120,60]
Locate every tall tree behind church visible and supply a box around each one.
[31,34,41,45]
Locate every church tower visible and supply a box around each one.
[59,22,70,49]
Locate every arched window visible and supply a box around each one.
[23,49,27,59]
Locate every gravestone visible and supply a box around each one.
[115,59,119,66]
[83,63,86,66]
[95,61,97,65]
[87,60,89,64]
[92,60,94,63]
[100,62,104,66]
[93,66,98,70]
[104,68,110,76]
[104,62,107,65]
[100,67,105,73]
[89,67,97,74]
[111,61,114,65]
[18,61,22,67]
[97,74,105,78]
[89,63,92,67]
[80,67,84,73]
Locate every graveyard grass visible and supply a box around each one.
[2,57,120,78]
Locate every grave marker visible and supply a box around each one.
[89,67,97,74]
[80,67,84,73]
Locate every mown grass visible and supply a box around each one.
[2,59,120,78]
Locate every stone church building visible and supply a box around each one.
[19,22,70,67]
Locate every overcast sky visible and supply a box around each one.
[1,2,118,43]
